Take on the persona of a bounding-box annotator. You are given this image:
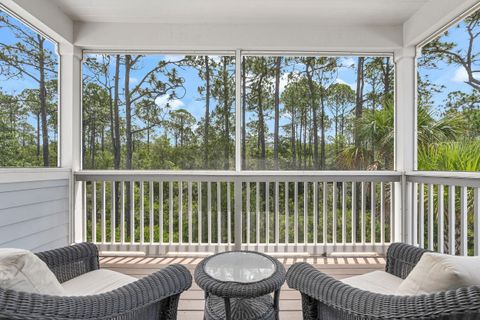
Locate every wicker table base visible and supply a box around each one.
[194,251,286,320]
[206,294,276,320]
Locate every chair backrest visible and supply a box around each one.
[35,243,99,283]
[385,243,429,279]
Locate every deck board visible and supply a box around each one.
[100,254,385,320]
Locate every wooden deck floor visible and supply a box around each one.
[100,254,386,320]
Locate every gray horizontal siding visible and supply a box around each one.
[0,179,70,252]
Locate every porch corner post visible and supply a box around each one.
[59,43,83,244]
[393,46,418,245]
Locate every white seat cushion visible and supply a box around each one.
[62,269,137,296]
[0,248,65,295]
[341,270,403,294]
[396,252,480,295]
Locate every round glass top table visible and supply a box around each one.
[194,251,286,320]
[204,251,276,283]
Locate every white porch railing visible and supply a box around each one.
[75,171,401,255]
[405,171,480,256]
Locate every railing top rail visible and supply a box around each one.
[406,171,480,188]
[74,170,402,182]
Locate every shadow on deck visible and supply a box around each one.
[100,254,386,320]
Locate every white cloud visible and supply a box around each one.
[340,57,356,68]
[335,78,356,90]
[155,94,185,109]
[129,77,138,84]
[452,66,469,83]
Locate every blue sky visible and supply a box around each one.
[418,19,478,118]
[0,10,58,137]
[1,7,478,145]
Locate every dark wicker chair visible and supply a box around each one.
[286,243,480,319]
[0,243,192,320]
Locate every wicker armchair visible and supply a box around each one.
[286,243,480,319]
[0,243,192,320]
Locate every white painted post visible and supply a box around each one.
[394,47,418,244]
[59,43,82,244]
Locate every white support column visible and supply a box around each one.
[394,46,418,244]
[59,43,83,243]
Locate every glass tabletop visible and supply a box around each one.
[204,251,276,283]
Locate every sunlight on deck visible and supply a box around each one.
[100,254,386,320]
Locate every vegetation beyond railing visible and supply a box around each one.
[406,171,480,256]
[75,171,400,254]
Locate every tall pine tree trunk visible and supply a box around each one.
[320,93,326,169]
[306,61,319,169]
[273,57,281,168]
[223,57,230,170]
[242,57,247,169]
[257,74,266,170]
[124,55,133,239]
[204,56,211,168]
[113,55,121,170]
[355,57,365,169]
[291,110,296,169]
[37,36,49,166]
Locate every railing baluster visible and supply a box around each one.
[419,183,424,248]
[304,181,308,244]
[159,182,164,244]
[313,181,318,245]
[197,182,202,244]
[101,181,106,244]
[217,182,222,244]
[294,182,299,245]
[149,181,154,244]
[120,181,125,244]
[256,182,260,245]
[390,182,394,243]
[352,182,356,244]
[246,182,251,244]
[380,182,385,245]
[208,182,212,245]
[448,185,455,254]
[130,181,135,244]
[438,184,444,253]
[474,187,480,256]
[188,181,192,245]
[361,181,366,245]
[371,181,376,244]
[460,186,468,256]
[82,182,87,242]
[111,181,116,244]
[275,181,280,245]
[92,181,96,243]
[178,181,183,244]
[169,181,173,244]
[323,182,327,245]
[342,182,346,244]
[227,182,232,244]
[412,182,417,246]
[332,182,337,245]
[427,184,434,251]
[285,182,289,244]
[266,182,270,245]
[140,181,144,244]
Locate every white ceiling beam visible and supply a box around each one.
[0,0,73,44]
[74,22,403,53]
[404,0,479,47]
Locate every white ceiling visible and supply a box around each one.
[50,0,430,26]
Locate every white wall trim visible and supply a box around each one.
[404,0,480,47]
[0,168,71,183]
[0,0,73,44]
[74,22,403,52]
